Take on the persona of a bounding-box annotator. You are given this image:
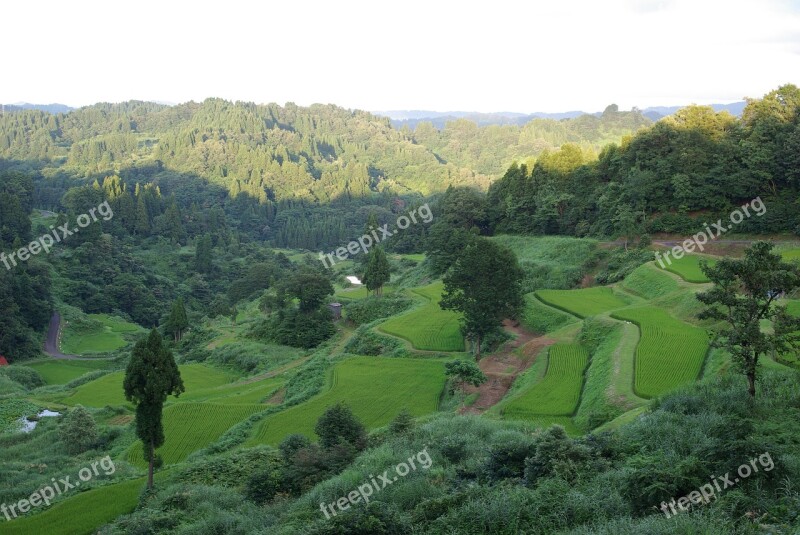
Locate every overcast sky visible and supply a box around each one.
[2,0,799,113]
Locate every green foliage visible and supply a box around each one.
[697,241,800,397]
[594,247,653,284]
[363,247,391,296]
[0,365,45,389]
[388,408,415,436]
[0,399,39,433]
[444,359,488,389]
[441,238,524,357]
[612,307,708,398]
[344,325,407,357]
[59,405,98,454]
[314,402,367,450]
[621,263,679,299]
[124,329,185,486]
[163,297,189,342]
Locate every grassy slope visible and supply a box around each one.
[378,282,464,351]
[24,360,112,385]
[126,403,266,466]
[60,364,235,407]
[61,314,143,355]
[247,356,447,446]
[656,254,715,283]
[535,287,630,318]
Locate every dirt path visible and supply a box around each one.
[459,320,555,415]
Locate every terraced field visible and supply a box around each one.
[61,314,143,354]
[535,287,629,318]
[503,343,589,418]
[61,364,235,407]
[335,286,395,300]
[127,402,265,466]
[247,356,447,445]
[378,282,464,351]
[177,376,285,404]
[612,307,708,398]
[25,360,112,385]
[622,263,680,299]
[657,254,715,283]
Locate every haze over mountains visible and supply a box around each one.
[4,100,747,128]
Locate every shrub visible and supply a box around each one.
[0,365,45,389]
[59,405,98,454]
[315,403,367,451]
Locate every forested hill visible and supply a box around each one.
[0,99,650,201]
[487,85,800,237]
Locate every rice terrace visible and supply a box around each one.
[2,22,800,533]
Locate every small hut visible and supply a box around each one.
[328,303,343,320]
[0,355,8,366]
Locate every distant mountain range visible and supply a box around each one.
[1,102,74,114]
[376,102,748,129]
[2,100,748,129]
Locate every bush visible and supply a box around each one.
[343,326,407,357]
[315,403,367,450]
[59,405,98,454]
[0,365,45,389]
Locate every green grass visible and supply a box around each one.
[1,476,148,535]
[0,399,40,433]
[535,287,629,318]
[247,356,447,446]
[25,360,112,385]
[127,403,265,466]
[61,364,235,408]
[502,343,589,418]
[656,254,716,283]
[612,306,708,398]
[61,314,143,354]
[781,248,800,262]
[622,263,680,299]
[519,292,579,334]
[378,282,464,351]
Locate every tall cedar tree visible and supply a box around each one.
[164,297,189,342]
[697,241,800,398]
[363,246,391,296]
[123,329,185,489]
[441,238,524,359]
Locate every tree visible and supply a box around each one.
[123,329,185,489]
[362,246,390,297]
[441,238,524,359]
[612,204,640,251]
[697,242,800,398]
[194,234,213,273]
[314,402,366,451]
[283,268,333,312]
[444,359,488,392]
[164,297,189,342]
[59,405,98,454]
